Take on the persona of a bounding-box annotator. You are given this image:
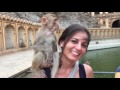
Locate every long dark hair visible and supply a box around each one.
[58,24,91,47]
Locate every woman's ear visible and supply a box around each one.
[40,17,48,25]
[60,41,64,48]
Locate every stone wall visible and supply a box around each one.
[58,12,99,29]
[0,12,99,29]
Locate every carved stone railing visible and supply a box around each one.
[55,28,120,41]
[88,28,120,40]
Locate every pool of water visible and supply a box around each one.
[81,47,120,78]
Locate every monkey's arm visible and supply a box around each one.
[52,35,58,52]
[34,31,43,45]
[52,42,57,52]
[33,31,46,54]
[51,51,59,78]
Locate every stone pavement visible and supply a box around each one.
[0,49,34,78]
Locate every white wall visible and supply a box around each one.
[88,39,120,50]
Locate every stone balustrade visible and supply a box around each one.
[55,28,120,41]
[88,28,120,40]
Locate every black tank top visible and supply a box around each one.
[79,64,86,78]
[43,68,51,78]
[43,64,86,78]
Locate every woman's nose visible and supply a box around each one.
[76,43,82,50]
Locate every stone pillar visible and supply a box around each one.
[15,23,19,48]
[99,19,103,28]
[105,18,109,28]
[32,28,36,44]
[25,25,28,48]
[2,21,6,50]
[31,27,34,45]
[32,26,39,44]
[0,24,2,51]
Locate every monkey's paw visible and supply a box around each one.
[32,69,47,78]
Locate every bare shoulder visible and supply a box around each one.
[83,64,94,78]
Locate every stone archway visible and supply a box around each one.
[5,24,15,50]
[18,26,25,48]
[112,19,120,28]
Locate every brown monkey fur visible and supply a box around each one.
[30,13,60,78]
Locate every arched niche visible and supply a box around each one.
[18,26,25,48]
[5,24,15,50]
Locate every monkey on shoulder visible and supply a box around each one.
[30,13,60,78]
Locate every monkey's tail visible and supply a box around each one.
[51,52,59,78]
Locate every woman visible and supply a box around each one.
[55,24,94,78]
[31,24,94,78]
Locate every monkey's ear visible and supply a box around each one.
[40,17,48,24]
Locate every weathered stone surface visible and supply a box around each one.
[0,12,99,28]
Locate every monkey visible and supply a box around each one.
[30,13,60,78]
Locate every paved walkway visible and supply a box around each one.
[0,49,34,78]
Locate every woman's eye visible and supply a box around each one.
[71,40,78,44]
[82,44,87,48]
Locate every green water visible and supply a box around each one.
[81,47,120,78]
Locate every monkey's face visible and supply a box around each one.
[48,17,59,32]
[52,22,59,32]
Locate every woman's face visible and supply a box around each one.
[61,32,89,62]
